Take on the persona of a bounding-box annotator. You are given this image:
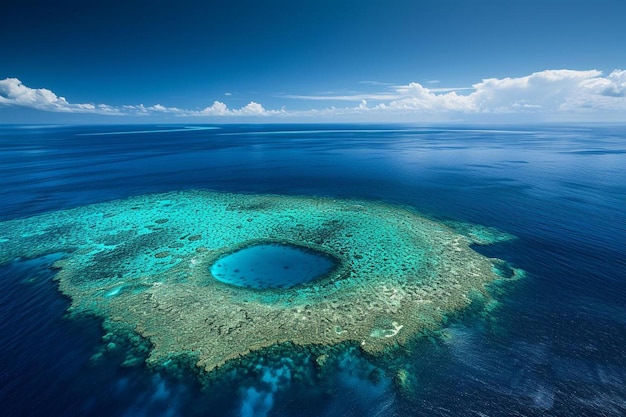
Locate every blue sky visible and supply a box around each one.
[1,0,625,123]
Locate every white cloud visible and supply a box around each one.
[201,101,230,116]
[286,69,626,116]
[387,82,473,111]
[282,92,401,101]
[234,101,269,116]
[0,77,120,114]
[359,80,393,86]
[280,69,626,120]
[0,78,282,118]
[2,70,626,121]
[467,69,604,113]
[284,85,471,101]
[565,69,626,112]
[198,101,282,116]
[147,104,184,113]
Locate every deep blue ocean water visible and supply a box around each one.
[0,124,625,417]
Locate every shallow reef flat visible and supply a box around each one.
[0,190,522,372]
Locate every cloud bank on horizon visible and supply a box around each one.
[1,69,625,122]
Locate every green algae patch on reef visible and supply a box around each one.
[0,190,522,372]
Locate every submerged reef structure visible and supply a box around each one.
[0,190,521,372]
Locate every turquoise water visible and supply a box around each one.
[210,243,337,289]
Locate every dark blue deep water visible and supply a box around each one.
[1,124,625,416]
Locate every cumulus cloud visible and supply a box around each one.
[285,69,626,119]
[600,70,626,97]
[235,101,269,115]
[2,70,626,121]
[467,69,605,113]
[201,101,230,116]
[198,101,283,116]
[0,77,121,114]
[385,82,472,111]
[0,78,282,118]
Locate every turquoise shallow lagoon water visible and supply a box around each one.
[0,124,625,417]
[211,243,337,289]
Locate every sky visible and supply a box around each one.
[1,0,626,124]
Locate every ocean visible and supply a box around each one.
[0,124,625,416]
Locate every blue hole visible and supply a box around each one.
[210,243,337,289]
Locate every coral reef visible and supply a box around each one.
[0,190,521,372]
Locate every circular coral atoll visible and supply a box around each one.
[0,190,522,372]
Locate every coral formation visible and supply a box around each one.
[0,190,521,372]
